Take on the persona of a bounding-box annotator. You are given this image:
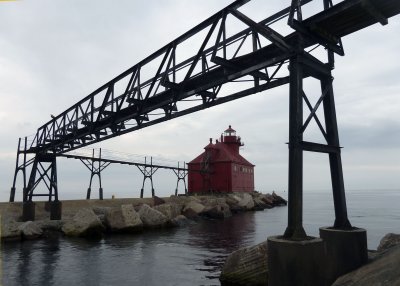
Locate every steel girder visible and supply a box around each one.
[26,0,400,155]
[11,0,400,224]
[60,149,191,199]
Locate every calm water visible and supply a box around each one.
[2,190,399,286]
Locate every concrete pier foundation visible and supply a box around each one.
[22,201,36,221]
[50,201,62,220]
[267,236,327,286]
[319,227,368,285]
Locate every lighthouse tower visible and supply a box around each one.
[187,126,255,193]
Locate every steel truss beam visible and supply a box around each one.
[283,0,358,240]
[11,0,400,223]
[174,162,188,196]
[25,0,328,156]
[79,149,111,200]
[10,137,32,202]
[137,157,158,198]
[25,153,58,203]
[62,150,192,199]
[284,53,351,240]
[23,0,398,157]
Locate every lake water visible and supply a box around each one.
[2,189,399,286]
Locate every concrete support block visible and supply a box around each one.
[319,226,368,285]
[22,201,36,221]
[267,236,327,286]
[50,201,63,220]
[9,187,16,202]
[99,188,103,200]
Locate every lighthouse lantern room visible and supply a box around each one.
[187,126,255,193]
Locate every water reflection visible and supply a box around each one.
[188,212,256,252]
[5,237,62,286]
[3,191,397,286]
[186,212,257,280]
[1,213,258,286]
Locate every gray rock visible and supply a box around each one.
[168,195,190,208]
[36,219,63,231]
[182,208,200,220]
[138,204,169,228]
[19,221,43,240]
[226,194,241,205]
[332,245,400,286]
[171,215,191,227]
[183,201,205,215]
[153,196,166,206]
[202,203,232,219]
[236,193,255,210]
[253,197,269,210]
[154,203,182,220]
[261,193,274,205]
[220,240,268,286]
[62,208,105,237]
[225,194,245,213]
[200,197,227,207]
[272,191,287,206]
[1,220,22,241]
[105,204,143,233]
[92,206,112,216]
[377,233,400,252]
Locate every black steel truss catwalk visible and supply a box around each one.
[11,0,400,235]
[24,0,400,155]
[60,150,190,199]
[11,142,191,202]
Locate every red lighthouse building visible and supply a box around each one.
[187,126,255,193]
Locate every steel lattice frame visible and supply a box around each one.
[10,0,400,235]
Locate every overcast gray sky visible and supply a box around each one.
[0,0,399,202]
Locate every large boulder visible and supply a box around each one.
[261,193,274,205]
[200,197,227,207]
[36,219,63,231]
[62,208,105,237]
[171,215,191,227]
[1,220,22,241]
[332,245,400,286]
[154,203,182,220]
[19,221,43,240]
[92,206,112,216]
[226,195,243,213]
[226,195,240,205]
[36,219,64,239]
[220,240,268,286]
[182,208,200,220]
[377,233,400,252]
[271,191,287,206]
[183,201,205,218]
[138,204,169,228]
[92,206,112,224]
[105,204,143,233]
[168,195,191,206]
[253,197,270,211]
[254,194,273,209]
[236,193,255,210]
[153,196,166,206]
[202,203,232,219]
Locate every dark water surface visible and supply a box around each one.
[2,190,399,286]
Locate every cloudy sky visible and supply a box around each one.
[0,0,399,202]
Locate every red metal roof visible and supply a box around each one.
[188,141,254,167]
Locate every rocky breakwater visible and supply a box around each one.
[220,233,400,286]
[0,191,286,242]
